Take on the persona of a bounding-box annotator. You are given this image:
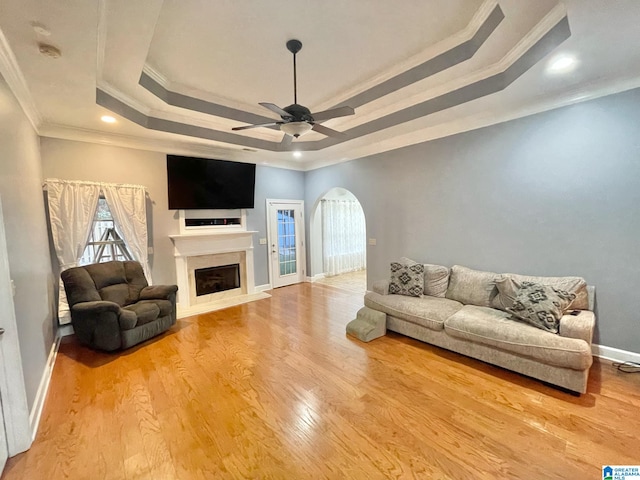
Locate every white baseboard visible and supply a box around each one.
[255,283,272,292]
[305,273,326,283]
[29,334,61,441]
[592,344,640,364]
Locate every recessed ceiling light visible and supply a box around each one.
[547,54,578,74]
[293,151,302,158]
[101,115,116,123]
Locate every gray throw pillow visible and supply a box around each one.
[399,257,449,297]
[493,274,587,311]
[507,281,576,334]
[389,262,424,297]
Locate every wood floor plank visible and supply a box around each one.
[3,282,640,479]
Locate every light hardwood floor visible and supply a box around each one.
[315,270,367,295]
[3,283,640,479]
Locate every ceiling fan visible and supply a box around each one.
[232,39,355,145]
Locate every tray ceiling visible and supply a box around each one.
[1,0,640,170]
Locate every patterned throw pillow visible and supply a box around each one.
[389,262,424,297]
[507,281,576,334]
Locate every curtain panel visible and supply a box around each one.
[101,184,151,281]
[45,179,101,324]
[321,199,366,276]
[44,179,149,325]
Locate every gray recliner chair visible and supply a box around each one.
[61,260,178,351]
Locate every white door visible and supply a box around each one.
[267,200,306,288]
[0,196,32,469]
[0,402,6,473]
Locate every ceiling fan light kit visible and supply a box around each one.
[231,39,355,142]
[281,121,313,138]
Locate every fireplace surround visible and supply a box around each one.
[169,218,270,317]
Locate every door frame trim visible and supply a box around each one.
[265,199,306,289]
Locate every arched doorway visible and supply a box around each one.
[309,188,366,294]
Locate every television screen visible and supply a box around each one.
[167,155,256,210]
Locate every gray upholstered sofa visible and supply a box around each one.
[61,260,178,351]
[363,263,595,393]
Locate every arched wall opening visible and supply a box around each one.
[309,187,367,283]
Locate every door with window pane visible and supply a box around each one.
[267,200,305,288]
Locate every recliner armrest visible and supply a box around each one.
[559,310,595,344]
[72,300,121,314]
[372,279,389,295]
[139,284,178,300]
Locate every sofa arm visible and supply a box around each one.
[372,279,389,295]
[559,310,595,344]
[140,284,178,300]
[70,301,122,351]
[72,300,121,314]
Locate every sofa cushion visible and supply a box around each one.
[389,262,424,297]
[445,265,500,307]
[492,274,588,311]
[364,291,463,331]
[118,309,137,330]
[424,264,450,297]
[507,282,576,334]
[444,305,592,370]
[61,267,101,306]
[99,283,131,307]
[123,302,160,326]
[138,299,173,317]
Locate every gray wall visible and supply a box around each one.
[39,139,305,287]
[249,165,306,285]
[0,75,56,409]
[304,87,640,353]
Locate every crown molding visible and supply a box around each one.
[38,122,305,171]
[302,72,640,171]
[0,26,43,130]
[97,80,151,115]
[141,62,168,87]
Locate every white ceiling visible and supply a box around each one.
[1,0,640,170]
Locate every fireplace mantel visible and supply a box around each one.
[169,230,269,317]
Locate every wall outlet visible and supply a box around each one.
[259,238,267,245]
[368,238,377,246]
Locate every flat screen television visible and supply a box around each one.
[167,155,256,210]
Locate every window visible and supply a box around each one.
[79,197,133,265]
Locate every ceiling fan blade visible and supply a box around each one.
[280,134,293,148]
[259,102,293,119]
[232,122,282,131]
[311,123,346,138]
[310,106,355,122]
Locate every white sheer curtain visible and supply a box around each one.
[321,199,366,276]
[101,184,151,281]
[45,179,101,324]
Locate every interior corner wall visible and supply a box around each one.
[39,139,305,289]
[303,87,640,354]
[0,75,56,410]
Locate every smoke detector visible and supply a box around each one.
[38,43,61,59]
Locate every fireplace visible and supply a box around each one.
[170,227,271,318]
[195,264,240,296]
